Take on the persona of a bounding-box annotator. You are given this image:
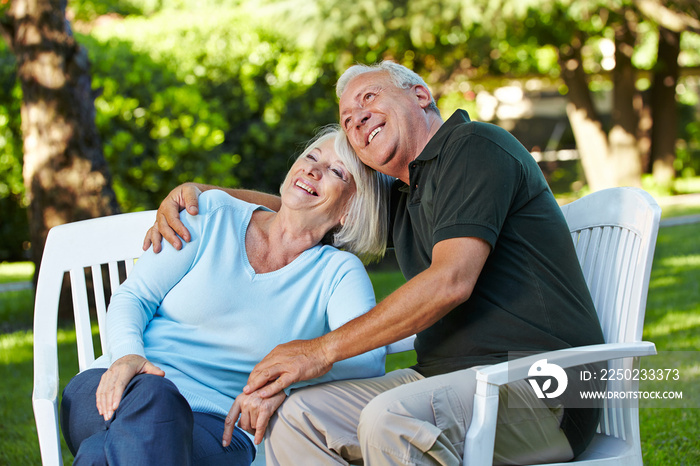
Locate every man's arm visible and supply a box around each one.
[244,235,491,398]
[142,182,282,252]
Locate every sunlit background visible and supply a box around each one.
[1,1,699,463]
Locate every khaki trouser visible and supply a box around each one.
[264,368,574,465]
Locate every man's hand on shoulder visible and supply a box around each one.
[142,183,202,253]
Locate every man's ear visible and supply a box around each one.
[413,84,433,109]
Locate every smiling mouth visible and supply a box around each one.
[296,180,318,196]
[368,126,382,144]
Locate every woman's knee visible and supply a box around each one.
[60,369,108,455]
[124,374,187,408]
[111,374,193,432]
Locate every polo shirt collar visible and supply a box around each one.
[414,109,472,163]
[396,109,472,193]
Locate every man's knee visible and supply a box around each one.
[357,381,471,457]
[357,388,399,444]
[271,389,312,428]
[265,388,325,456]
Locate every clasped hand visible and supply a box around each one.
[223,390,286,447]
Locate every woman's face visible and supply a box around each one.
[283,137,357,227]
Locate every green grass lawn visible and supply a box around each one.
[0,261,34,284]
[0,262,35,334]
[638,221,700,464]
[1,200,698,464]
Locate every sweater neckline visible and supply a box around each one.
[239,204,320,279]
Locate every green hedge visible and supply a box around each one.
[86,8,339,212]
[0,5,342,260]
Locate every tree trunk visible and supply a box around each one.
[609,15,643,188]
[2,0,119,308]
[558,34,613,192]
[650,27,680,188]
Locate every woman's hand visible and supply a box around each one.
[223,390,286,446]
[95,354,165,421]
[142,183,203,253]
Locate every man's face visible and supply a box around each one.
[339,71,430,182]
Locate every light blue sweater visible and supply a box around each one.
[99,190,386,419]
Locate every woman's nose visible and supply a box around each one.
[304,164,321,179]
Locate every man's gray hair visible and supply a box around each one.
[336,61,440,116]
[281,125,392,264]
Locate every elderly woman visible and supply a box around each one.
[59,126,392,466]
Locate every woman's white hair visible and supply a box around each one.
[282,125,392,264]
[336,60,440,116]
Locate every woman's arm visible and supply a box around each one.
[98,206,204,416]
[99,202,204,421]
[108,203,205,362]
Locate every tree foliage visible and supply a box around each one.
[81,7,340,212]
[1,0,699,260]
[0,41,26,260]
[260,0,700,190]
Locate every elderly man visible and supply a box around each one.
[148,61,604,465]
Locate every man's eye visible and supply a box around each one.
[364,93,375,102]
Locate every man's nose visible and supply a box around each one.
[352,109,371,128]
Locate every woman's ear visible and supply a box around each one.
[339,211,349,227]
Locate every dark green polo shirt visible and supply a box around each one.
[391,110,604,373]
[390,110,605,455]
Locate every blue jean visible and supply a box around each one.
[60,369,255,466]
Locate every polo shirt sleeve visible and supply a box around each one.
[431,130,524,249]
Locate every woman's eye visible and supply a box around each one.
[344,117,351,129]
[364,93,375,102]
[332,168,344,179]
[306,154,318,162]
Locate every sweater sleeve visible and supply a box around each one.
[105,210,203,364]
[287,254,386,393]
